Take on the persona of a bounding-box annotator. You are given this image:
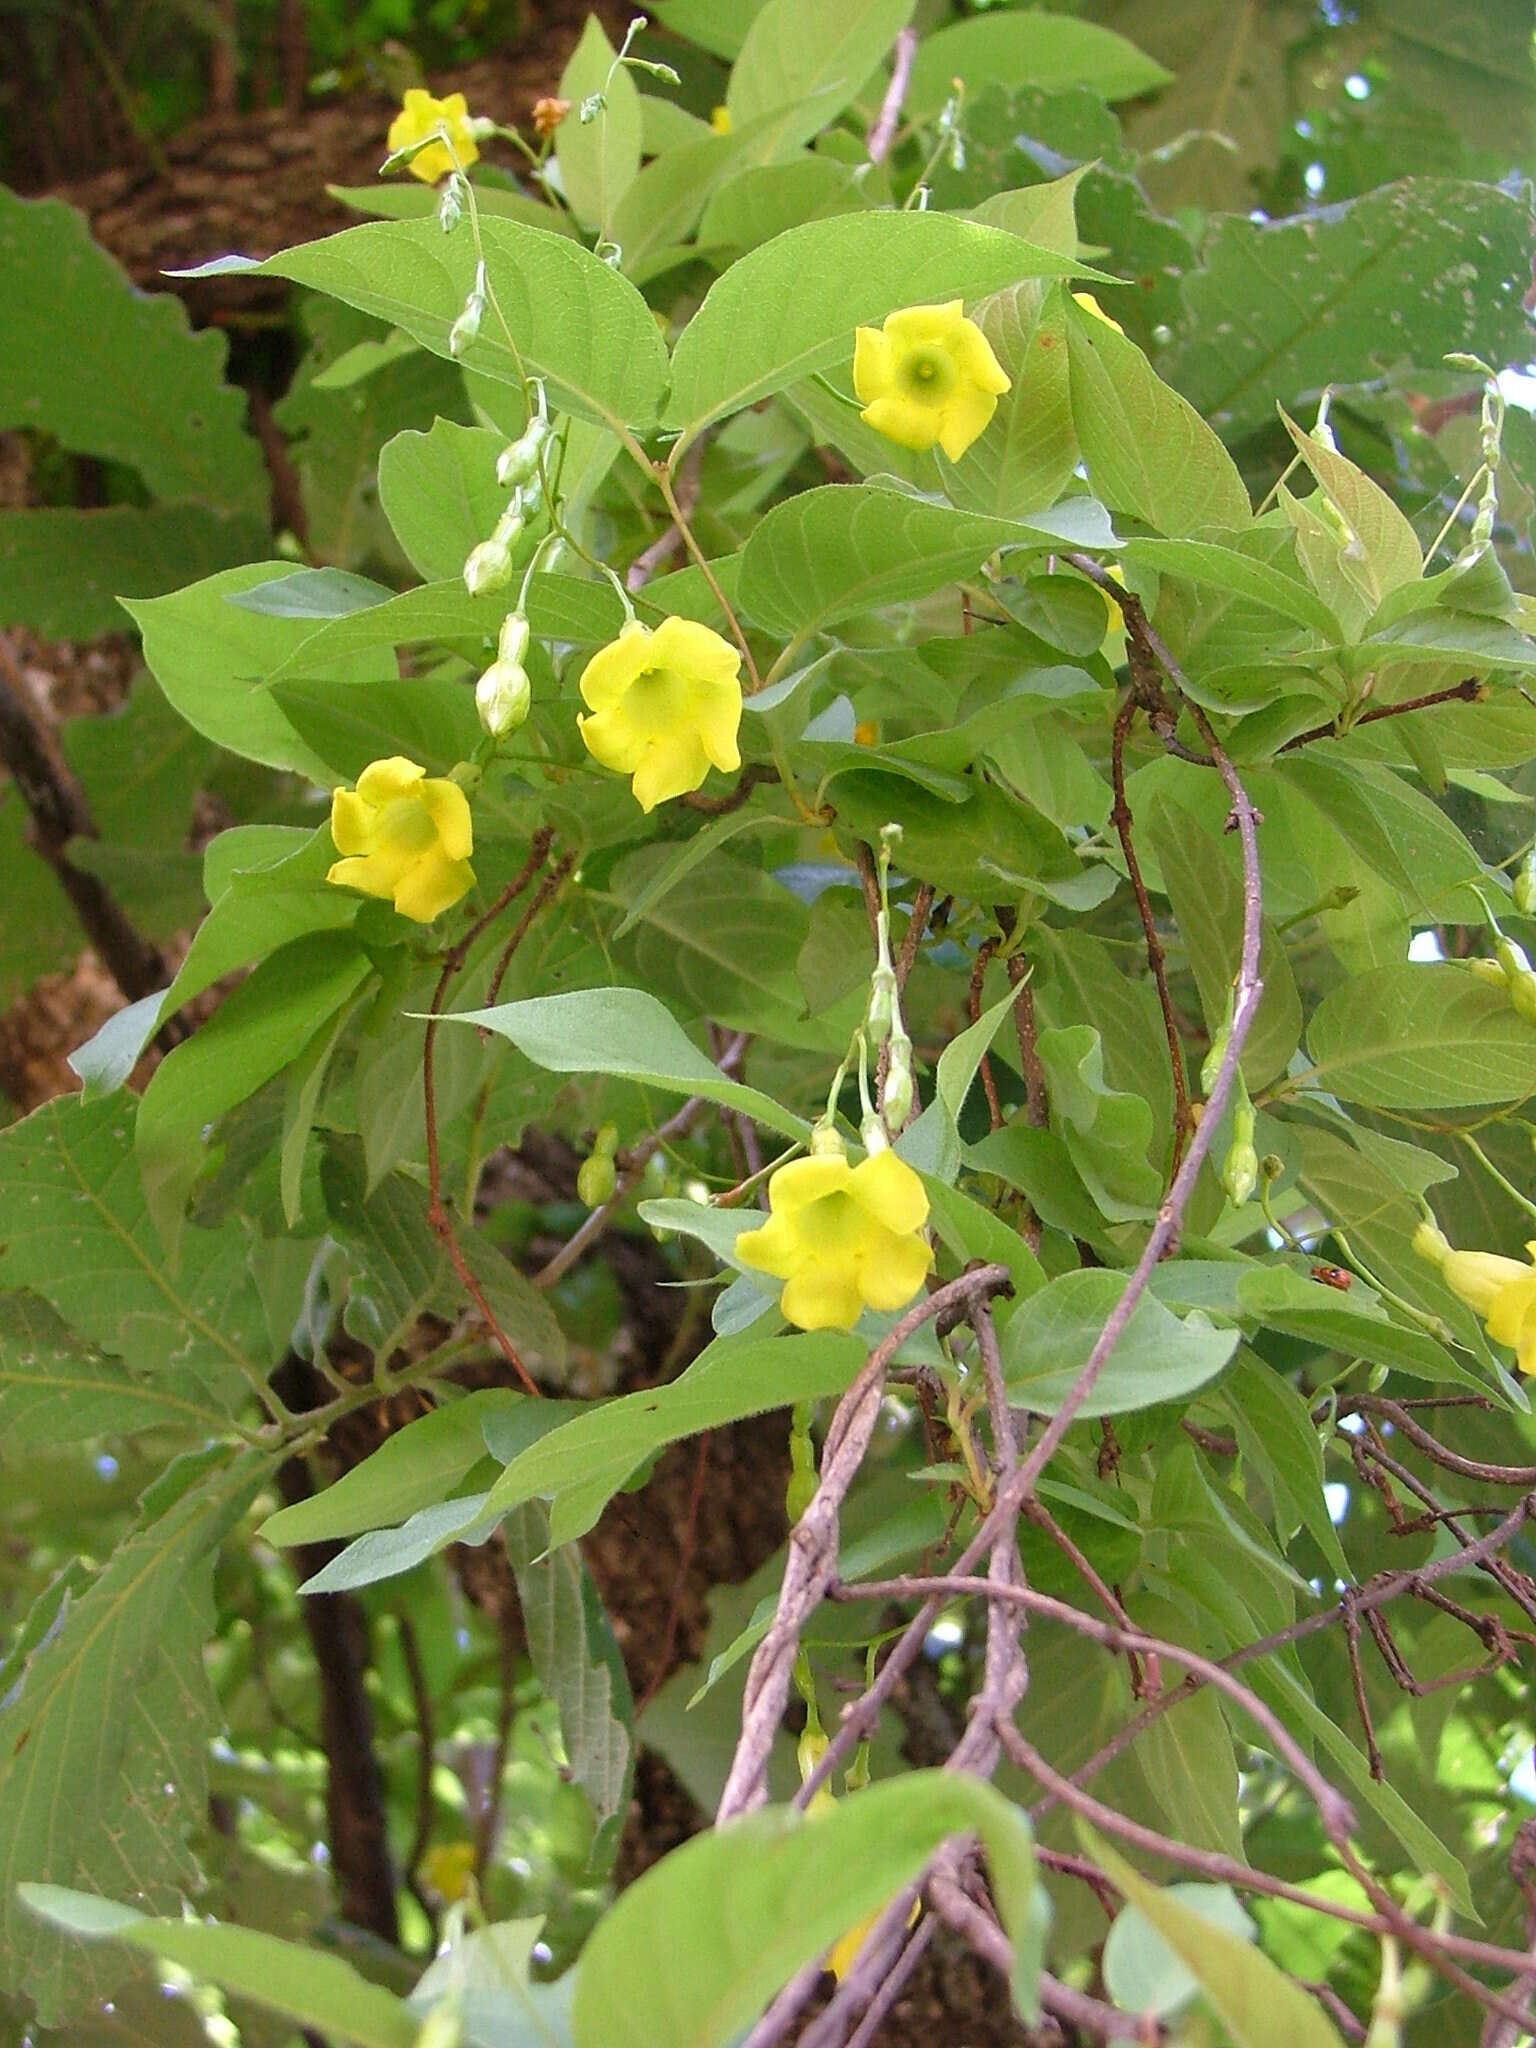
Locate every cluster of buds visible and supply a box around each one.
[1465,893,1536,1024]
[474,610,533,739]
[463,385,555,602]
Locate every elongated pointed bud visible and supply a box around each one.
[463,538,513,597]
[497,610,531,665]
[1516,854,1536,919]
[497,415,552,488]
[475,657,531,737]
[577,1151,617,1207]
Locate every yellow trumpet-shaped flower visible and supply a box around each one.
[1412,1220,1536,1372]
[736,1146,932,1332]
[388,89,479,185]
[421,1840,477,1903]
[852,300,1011,462]
[576,616,743,813]
[326,756,476,922]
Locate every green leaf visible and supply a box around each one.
[1102,1883,1254,2019]
[0,188,264,515]
[571,1772,1040,2046]
[1003,1270,1238,1414]
[1172,179,1535,440]
[1145,797,1302,1092]
[65,674,215,853]
[1082,1829,1345,2048]
[126,561,372,779]
[557,15,643,237]
[480,1330,865,1545]
[1280,411,1423,607]
[1064,294,1251,536]
[259,1389,531,1546]
[0,504,261,639]
[741,484,1113,637]
[195,216,669,434]
[939,285,1079,519]
[611,812,782,941]
[507,1503,634,1876]
[272,671,484,784]
[0,1449,269,2021]
[665,211,1105,438]
[0,1290,230,1445]
[1221,1353,1349,1579]
[264,575,514,686]
[377,419,509,582]
[1036,1023,1164,1222]
[726,0,913,135]
[318,1140,567,1370]
[697,159,869,254]
[1304,963,1536,1109]
[136,932,374,1242]
[442,989,811,1141]
[1122,538,1341,641]
[409,1918,576,2047]
[906,12,1171,120]
[1135,1688,1247,1863]
[0,1095,275,1414]
[19,1891,418,2048]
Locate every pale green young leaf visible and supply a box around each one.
[906,12,1172,121]
[665,211,1107,439]
[442,988,812,1141]
[1102,1883,1255,2019]
[1003,1271,1238,1414]
[726,0,913,132]
[1035,1024,1163,1222]
[557,16,643,238]
[1304,963,1536,1110]
[1280,410,1423,606]
[184,216,670,434]
[377,419,509,582]
[740,484,1113,638]
[571,1772,1040,2046]
[480,1330,865,1545]
[1121,537,1342,641]
[939,285,1079,519]
[1064,294,1252,535]
[1081,1829,1345,2048]
[125,562,371,779]
[19,1892,418,2048]
[697,159,870,254]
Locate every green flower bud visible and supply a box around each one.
[497,416,552,488]
[438,176,465,234]
[577,1151,617,1208]
[475,657,531,738]
[462,538,513,598]
[448,263,487,357]
[491,503,526,552]
[1515,855,1536,919]
[592,1122,620,1158]
[786,1464,817,1522]
[497,611,532,665]
[1222,1139,1259,1208]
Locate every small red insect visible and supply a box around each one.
[1310,1263,1353,1291]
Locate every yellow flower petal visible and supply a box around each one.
[395,854,475,922]
[883,300,967,351]
[577,615,744,810]
[859,393,941,453]
[852,325,894,406]
[854,1227,934,1313]
[357,755,426,806]
[388,87,480,185]
[418,777,474,862]
[1443,1249,1530,1318]
[849,1148,928,1234]
[578,621,653,712]
[326,755,476,921]
[630,734,710,813]
[781,1260,867,1332]
[937,380,1000,462]
[330,787,379,856]
[766,1155,856,1213]
[1485,1270,1536,1346]
[735,1210,802,1280]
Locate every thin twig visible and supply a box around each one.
[397,1613,440,1936]
[1109,691,1189,1170]
[1277,677,1482,753]
[867,24,918,163]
